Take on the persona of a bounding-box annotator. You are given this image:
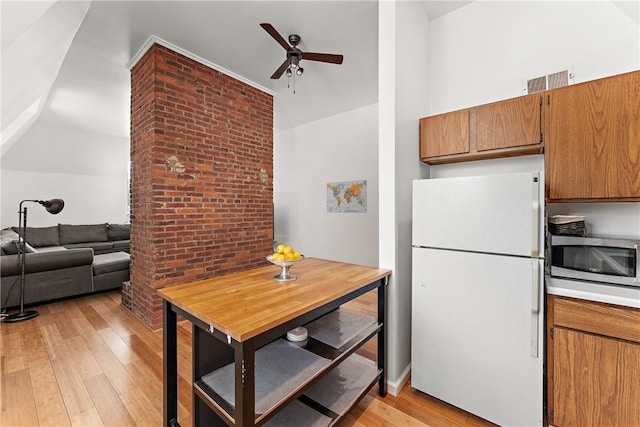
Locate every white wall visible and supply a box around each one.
[428,1,640,238]
[1,119,129,228]
[547,203,640,239]
[428,1,640,114]
[378,0,431,394]
[394,0,432,390]
[273,103,379,267]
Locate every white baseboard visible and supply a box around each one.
[386,364,411,396]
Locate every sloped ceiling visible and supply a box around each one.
[2,0,381,151]
[1,0,477,157]
[4,0,634,159]
[612,0,640,24]
[1,1,90,154]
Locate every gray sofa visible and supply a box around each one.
[1,223,130,309]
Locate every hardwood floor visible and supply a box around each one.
[1,290,495,426]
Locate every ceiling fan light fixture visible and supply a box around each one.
[260,23,343,83]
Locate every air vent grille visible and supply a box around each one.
[524,68,574,94]
[547,70,569,89]
[527,77,547,94]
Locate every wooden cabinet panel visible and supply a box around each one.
[420,95,543,164]
[476,93,542,151]
[548,296,640,427]
[553,328,640,427]
[546,70,640,201]
[419,109,470,158]
[553,297,640,343]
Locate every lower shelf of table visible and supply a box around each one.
[196,352,380,427]
[193,307,381,426]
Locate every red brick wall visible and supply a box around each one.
[129,44,273,329]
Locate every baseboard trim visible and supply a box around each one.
[386,364,411,396]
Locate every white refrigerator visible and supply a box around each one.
[411,172,544,427]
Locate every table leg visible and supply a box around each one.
[234,339,256,426]
[164,299,179,426]
[377,279,387,397]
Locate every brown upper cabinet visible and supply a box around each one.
[476,93,542,151]
[419,69,640,202]
[420,93,544,165]
[419,109,470,158]
[545,70,640,202]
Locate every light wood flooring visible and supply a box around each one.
[1,290,495,426]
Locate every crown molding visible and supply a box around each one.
[126,35,275,96]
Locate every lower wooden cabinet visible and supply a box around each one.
[547,296,640,427]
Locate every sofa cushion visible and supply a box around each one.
[93,252,130,276]
[32,246,67,253]
[1,229,18,255]
[64,241,113,254]
[12,226,60,247]
[107,223,130,241]
[1,236,19,255]
[1,248,94,277]
[59,223,108,245]
[112,240,130,252]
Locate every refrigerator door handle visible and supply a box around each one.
[530,172,540,258]
[530,259,540,358]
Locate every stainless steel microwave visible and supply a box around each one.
[550,235,640,288]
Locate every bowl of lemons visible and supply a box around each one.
[267,244,304,282]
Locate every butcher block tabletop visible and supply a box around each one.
[158,257,391,342]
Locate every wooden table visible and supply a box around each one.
[159,257,391,427]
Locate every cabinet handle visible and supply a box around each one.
[539,96,543,143]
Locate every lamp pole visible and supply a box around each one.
[3,199,64,323]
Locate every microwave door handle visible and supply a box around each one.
[636,244,640,283]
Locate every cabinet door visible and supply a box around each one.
[419,109,469,158]
[553,328,640,427]
[546,70,640,201]
[476,93,542,151]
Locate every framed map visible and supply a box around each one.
[326,180,367,213]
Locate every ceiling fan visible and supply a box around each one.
[260,23,344,79]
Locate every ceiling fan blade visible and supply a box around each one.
[301,52,344,64]
[271,59,290,79]
[260,23,290,51]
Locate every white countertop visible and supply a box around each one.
[546,276,640,309]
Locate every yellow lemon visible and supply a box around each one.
[293,251,302,260]
[283,245,293,255]
[276,244,286,254]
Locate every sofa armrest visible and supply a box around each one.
[0,248,94,277]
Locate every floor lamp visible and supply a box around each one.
[3,199,65,323]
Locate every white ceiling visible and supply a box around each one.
[2,0,638,150]
[1,0,481,150]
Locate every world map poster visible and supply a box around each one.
[326,180,367,213]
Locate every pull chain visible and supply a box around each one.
[286,70,297,94]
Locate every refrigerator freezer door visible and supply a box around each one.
[411,248,544,427]
[412,172,543,257]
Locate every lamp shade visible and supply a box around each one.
[40,199,64,214]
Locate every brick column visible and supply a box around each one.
[129,44,273,329]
